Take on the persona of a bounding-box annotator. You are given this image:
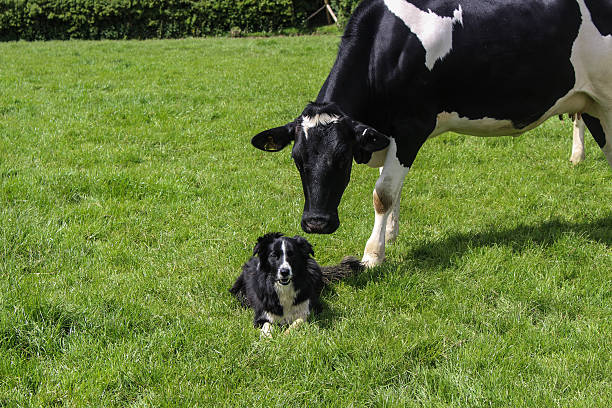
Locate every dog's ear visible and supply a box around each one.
[293,235,314,257]
[252,232,284,257]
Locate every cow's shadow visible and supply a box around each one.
[313,214,612,328]
[351,214,612,288]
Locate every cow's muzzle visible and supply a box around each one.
[301,213,339,234]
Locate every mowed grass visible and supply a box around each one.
[0,36,610,407]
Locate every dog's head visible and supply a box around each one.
[252,233,314,286]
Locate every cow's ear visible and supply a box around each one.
[251,122,295,152]
[354,124,390,152]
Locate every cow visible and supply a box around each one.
[251,0,612,267]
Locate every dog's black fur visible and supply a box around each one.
[230,233,361,328]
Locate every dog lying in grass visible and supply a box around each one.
[230,232,362,337]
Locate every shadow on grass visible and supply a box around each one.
[343,214,612,290]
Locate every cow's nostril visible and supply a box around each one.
[304,219,327,233]
[308,220,326,231]
[302,218,330,233]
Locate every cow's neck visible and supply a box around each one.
[315,36,374,124]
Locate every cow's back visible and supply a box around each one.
[363,0,585,130]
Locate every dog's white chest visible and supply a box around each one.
[265,282,310,325]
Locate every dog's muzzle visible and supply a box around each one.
[277,267,292,285]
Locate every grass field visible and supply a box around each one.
[0,36,611,407]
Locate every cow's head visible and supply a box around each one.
[251,102,390,234]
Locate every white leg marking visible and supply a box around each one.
[261,322,273,338]
[570,115,586,165]
[362,140,409,267]
[283,318,305,335]
[385,178,404,244]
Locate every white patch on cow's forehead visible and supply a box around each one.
[301,113,340,139]
[384,0,463,70]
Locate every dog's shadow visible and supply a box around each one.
[313,214,612,327]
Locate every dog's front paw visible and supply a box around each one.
[260,322,273,339]
[283,318,305,335]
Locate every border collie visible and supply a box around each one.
[230,232,362,337]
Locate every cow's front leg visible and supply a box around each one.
[385,178,404,243]
[362,140,409,267]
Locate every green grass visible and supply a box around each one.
[0,36,610,407]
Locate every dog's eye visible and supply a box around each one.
[286,250,293,257]
[269,252,277,259]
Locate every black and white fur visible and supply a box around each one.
[230,233,361,336]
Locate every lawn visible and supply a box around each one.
[0,36,610,407]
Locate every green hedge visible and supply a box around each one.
[0,0,362,41]
[0,0,285,40]
[329,0,360,25]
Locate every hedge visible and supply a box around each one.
[329,0,360,25]
[0,0,363,41]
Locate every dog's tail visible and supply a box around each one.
[321,256,363,285]
[229,273,251,308]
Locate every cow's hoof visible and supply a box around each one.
[570,155,584,165]
[362,253,384,268]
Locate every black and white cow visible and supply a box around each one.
[252,0,612,267]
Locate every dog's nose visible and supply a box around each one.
[279,267,291,278]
